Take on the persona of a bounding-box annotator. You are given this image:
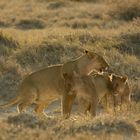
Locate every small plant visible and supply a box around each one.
[0,32,19,49]
[16,19,46,29]
[47,1,68,9]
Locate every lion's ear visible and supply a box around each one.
[108,73,112,77]
[84,50,89,54]
[63,73,68,79]
[121,75,128,82]
[109,74,113,82]
[109,74,117,82]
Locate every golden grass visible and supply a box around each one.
[0,110,139,140]
[0,0,140,139]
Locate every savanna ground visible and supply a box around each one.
[0,0,140,139]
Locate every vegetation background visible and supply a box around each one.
[0,0,139,139]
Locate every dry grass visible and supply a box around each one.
[16,19,46,29]
[108,0,140,21]
[0,0,140,139]
[0,112,139,140]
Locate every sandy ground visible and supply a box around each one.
[0,100,140,140]
[0,99,61,119]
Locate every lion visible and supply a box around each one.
[88,73,128,113]
[0,50,109,119]
[63,72,98,117]
[63,72,128,116]
[100,73,130,112]
[112,81,131,111]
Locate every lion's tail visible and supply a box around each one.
[0,96,20,109]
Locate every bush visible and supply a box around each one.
[0,32,19,49]
[16,19,46,29]
[0,61,22,100]
[16,43,82,68]
[109,0,140,21]
[113,32,140,58]
[70,0,103,2]
[47,1,68,9]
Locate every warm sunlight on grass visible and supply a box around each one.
[0,0,139,139]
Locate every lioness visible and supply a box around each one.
[63,72,98,116]
[63,72,128,116]
[0,50,108,118]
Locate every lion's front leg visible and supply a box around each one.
[90,98,98,117]
[104,94,110,113]
[62,92,76,119]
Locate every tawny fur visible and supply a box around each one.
[0,50,108,119]
[63,72,128,116]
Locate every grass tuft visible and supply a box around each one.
[0,31,19,49]
[109,0,140,21]
[16,19,46,30]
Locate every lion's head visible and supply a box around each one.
[110,74,128,95]
[62,50,109,77]
[79,50,109,75]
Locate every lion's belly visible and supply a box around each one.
[36,87,61,104]
[31,73,64,97]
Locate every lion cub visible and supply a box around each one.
[63,72,128,116]
[92,73,128,112]
[112,79,130,110]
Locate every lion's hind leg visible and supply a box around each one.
[62,93,76,119]
[17,89,37,113]
[34,102,47,119]
[90,97,98,117]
